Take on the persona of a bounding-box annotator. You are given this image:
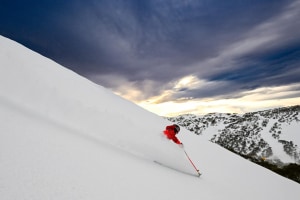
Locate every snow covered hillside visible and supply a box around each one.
[167,107,300,165]
[1,35,300,200]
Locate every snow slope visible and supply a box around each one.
[1,35,300,200]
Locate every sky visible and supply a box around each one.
[1,0,300,116]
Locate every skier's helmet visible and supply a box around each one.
[174,124,180,133]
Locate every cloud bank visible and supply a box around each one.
[1,0,300,115]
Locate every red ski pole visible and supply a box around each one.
[183,148,201,177]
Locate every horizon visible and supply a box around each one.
[159,104,300,117]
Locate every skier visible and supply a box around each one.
[163,124,201,176]
[163,124,183,146]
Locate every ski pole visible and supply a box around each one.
[183,148,201,176]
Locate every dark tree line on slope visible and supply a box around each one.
[231,149,300,184]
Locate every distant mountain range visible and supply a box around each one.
[167,105,300,166]
[167,105,300,183]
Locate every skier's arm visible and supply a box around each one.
[172,136,182,144]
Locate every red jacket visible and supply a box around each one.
[163,125,181,144]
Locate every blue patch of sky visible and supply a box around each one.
[210,45,300,86]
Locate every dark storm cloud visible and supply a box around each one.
[211,45,300,85]
[1,0,299,100]
[172,44,300,100]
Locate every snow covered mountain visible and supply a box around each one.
[167,106,300,182]
[1,35,300,199]
[167,107,300,164]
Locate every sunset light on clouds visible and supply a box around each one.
[1,0,299,116]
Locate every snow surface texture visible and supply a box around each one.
[1,35,300,199]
